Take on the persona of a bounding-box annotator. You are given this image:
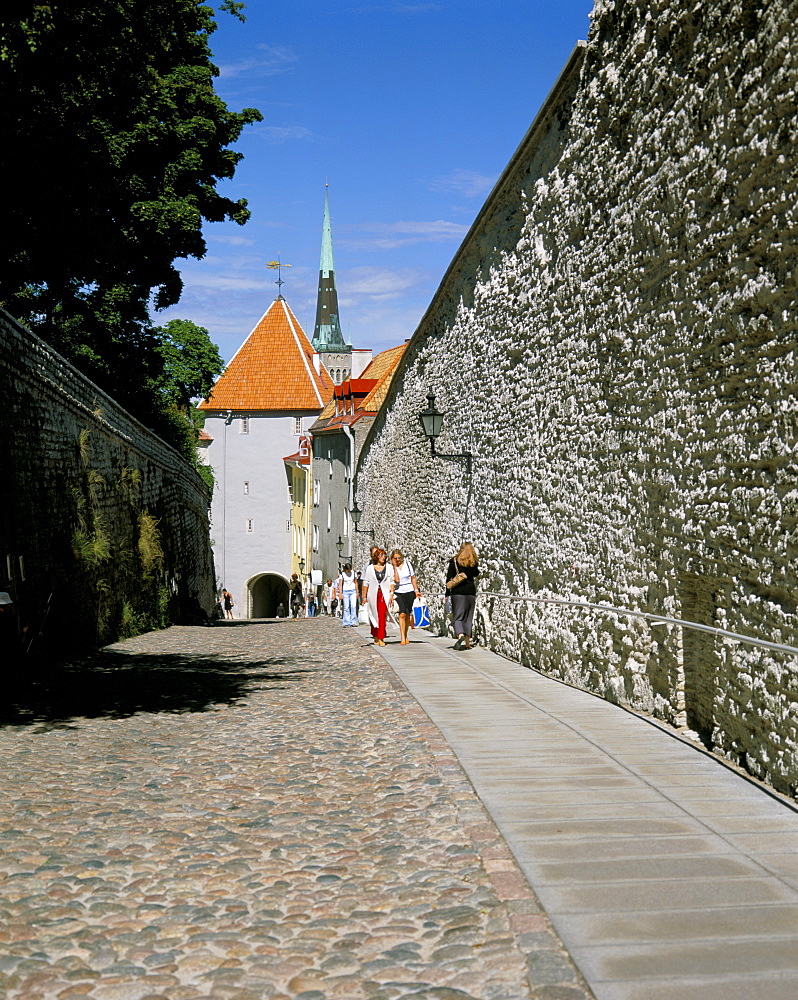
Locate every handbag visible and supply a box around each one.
[412,597,431,629]
[358,603,370,625]
[446,560,467,591]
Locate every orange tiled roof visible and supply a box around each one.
[359,343,406,411]
[198,298,334,411]
[312,342,407,430]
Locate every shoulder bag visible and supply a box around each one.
[446,559,467,591]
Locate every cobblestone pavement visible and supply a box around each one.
[0,618,592,1000]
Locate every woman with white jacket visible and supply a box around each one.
[361,548,394,646]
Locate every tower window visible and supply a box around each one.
[293,416,302,434]
[240,417,250,434]
[245,518,254,533]
[243,481,250,495]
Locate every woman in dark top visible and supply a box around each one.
[446,542,480,650]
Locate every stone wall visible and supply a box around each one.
[357,1,798,796]
[0,309,216,654]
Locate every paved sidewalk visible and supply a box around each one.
[0,618,590,1000]
[370,626,798,1000]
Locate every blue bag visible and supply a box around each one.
[412,597,431,629]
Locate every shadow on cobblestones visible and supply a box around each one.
[2,642,312,728]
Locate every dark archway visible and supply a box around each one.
[249,573,290,618]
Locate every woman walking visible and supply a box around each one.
[446,542,480,650]
[390,549,421,645]
[222,588,234,620]
[289,574,304,619]
[338,563,358,627]
[361,548,394,646]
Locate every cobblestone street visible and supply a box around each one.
[0,619,587,1000]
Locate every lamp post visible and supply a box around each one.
[350,502,375,538]
[418,391,473,473]
[336,536,351,565]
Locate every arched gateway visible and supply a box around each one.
[247,573,290,618]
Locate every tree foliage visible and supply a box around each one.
[0,2,259,452]
[154,319,225,411]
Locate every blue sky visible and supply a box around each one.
[156,0,594,362]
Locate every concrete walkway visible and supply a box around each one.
[366,625,798,1000]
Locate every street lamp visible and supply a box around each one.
[336,536,351,564]
[350,502,374,538]
[418,392,444,452]
[418,391,473,473]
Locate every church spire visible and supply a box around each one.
[312,186,347,351]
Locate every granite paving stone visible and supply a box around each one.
[0,619,590,1000]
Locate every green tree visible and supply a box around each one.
[154,319,225,411]
[0,1,260,429]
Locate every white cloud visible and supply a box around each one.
[208,233,256,247]
[343,266,422,300]
[216,44,298,80]
[346,3,439,12]
[250,124,317,144]
[429,168,497,199]
[342,219,468,250]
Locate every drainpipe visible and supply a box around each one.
[341,423,355,513]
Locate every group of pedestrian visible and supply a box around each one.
[219,540,480,649]
[360,548,418,646]
[339,541,480,650]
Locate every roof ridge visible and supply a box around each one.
[198,297,333,412]
[282,298,325,408]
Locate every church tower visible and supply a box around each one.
[312,187,352,384]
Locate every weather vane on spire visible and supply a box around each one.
[266,257,292,298]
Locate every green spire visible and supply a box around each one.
[312,186,347,351]
[320,188,335,277]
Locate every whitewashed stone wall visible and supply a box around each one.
[356,1,798,797]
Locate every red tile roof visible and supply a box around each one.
[312,342,407,431]
[199,298,334,412]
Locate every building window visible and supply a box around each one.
[327,502,331,531]
[313,479,320,506]
[240,416,250,434]
[246,518,254,533]
[243,481,250,495]
[343,507,349,537]
[293,416,302,434]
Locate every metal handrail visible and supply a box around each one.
[482,592,798,658]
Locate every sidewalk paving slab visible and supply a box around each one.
[368,625,798,1000]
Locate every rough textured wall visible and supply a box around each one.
[0,310,215,653]
[357,1,798,796]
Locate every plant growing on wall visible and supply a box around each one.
[70,430,175,647]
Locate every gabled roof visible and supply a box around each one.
[311,342,407,432]
[359,343,407,411]
[199,298,334,412]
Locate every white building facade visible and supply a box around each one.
[199,297,333,617]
